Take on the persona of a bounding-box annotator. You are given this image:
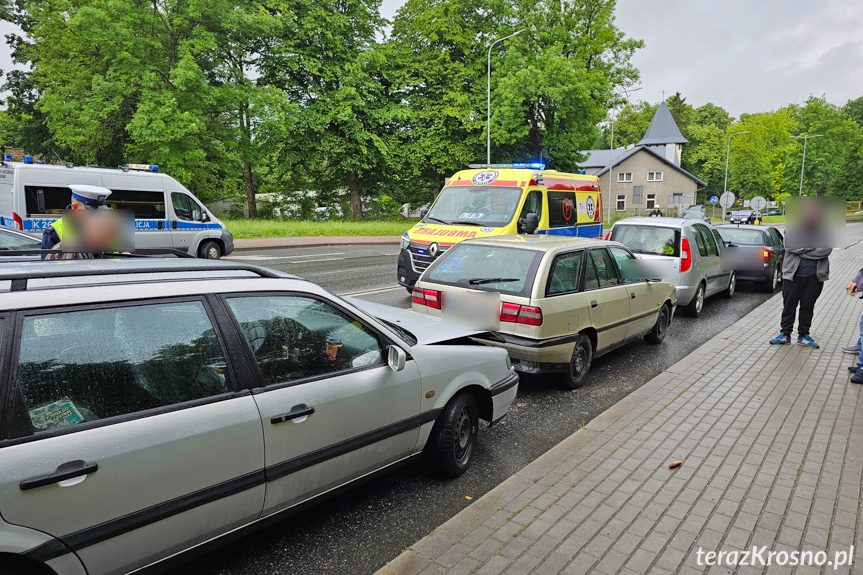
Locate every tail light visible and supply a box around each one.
[12,212,23,231]
[763,249,770,260]
[500,302,520,323]
[412,288,442,309]
[681,238,692,272]
[517,306,543,326]
[500,303,543,326]
[604,232,611,240]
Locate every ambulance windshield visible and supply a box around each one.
[426,186,524,228]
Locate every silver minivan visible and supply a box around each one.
[609,217,735,317]
[0,159,233,258]
[0,258,516,575]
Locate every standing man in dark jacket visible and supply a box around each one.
[648,206,663,217]
[768,247,831,348]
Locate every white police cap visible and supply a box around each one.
[69,184,112,209]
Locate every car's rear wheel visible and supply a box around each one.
[684,283,705,317]
[763,264,781,292]
[645,304,670,344]
[199,240,222,260]
[427,391,479,477]
[563,335,593,389]
[722,271,736,299]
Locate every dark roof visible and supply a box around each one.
[637,101,688,146]
[592,146,707,187]
[577,149,633,169]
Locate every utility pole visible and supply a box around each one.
[487,29,525,165]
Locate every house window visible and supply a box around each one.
[616,194,626,211]
[632,186,644,205]
[670,193,684,206]
[647,171,663,182]
[646,194,656,209]
[617,172,632,183]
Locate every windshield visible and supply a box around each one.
[717,228,765,245]
[733,211,753,216]
[0,230,41,251]
[426,243,542,297]
[426,186,524,228]
[611,225,681,257]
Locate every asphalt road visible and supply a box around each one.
[180,230,857,575]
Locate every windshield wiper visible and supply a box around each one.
[453,221,486,227]
[425,217,451,225]
[468,277,520,285]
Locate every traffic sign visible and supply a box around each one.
[709,196,718,205]
[719,192,736,209]
[750,196,767,211]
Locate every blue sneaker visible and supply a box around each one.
[797,335,819,349]
[769,333,791,345]
[849,366,861,373]
[843,344,861,354]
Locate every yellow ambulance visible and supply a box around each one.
[397,163,603,291]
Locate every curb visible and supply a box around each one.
[232,236,402,251]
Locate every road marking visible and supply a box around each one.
[339,285,407,297]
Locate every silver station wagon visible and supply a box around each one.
[0,259,517,575]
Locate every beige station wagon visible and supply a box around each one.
[412,235,677,389]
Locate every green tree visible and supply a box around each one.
[727,110,795,199]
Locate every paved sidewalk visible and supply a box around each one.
[378,242,863,575]
[233,235,400,251]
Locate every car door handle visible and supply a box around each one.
[20,461,98,491]
[271,406,315,424]
[590,300,598,308]
[630,292,636,299]
[172,221,178,230]
[157,220,163,230]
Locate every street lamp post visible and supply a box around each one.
[723,130,750,218]
[605,86,641,228]
[791,134,824,195]
[487,29,525,165]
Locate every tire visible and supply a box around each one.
[645,304,670,344]
[199,240,222,260]
[722,271,736,299]
[563,334,593,389]
[684,283,705,318]
[427,391,479,477]
[763,264,781,293]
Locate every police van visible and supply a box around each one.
[0,156,233,258]
[398,164,602,290]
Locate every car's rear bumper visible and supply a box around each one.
[471,333,577,368]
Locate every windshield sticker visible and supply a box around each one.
[458,213,485,219]
[471,170,499,185]
[481,227,495,233]
[415,223,426,228]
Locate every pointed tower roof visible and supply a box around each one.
[637,101,688,146]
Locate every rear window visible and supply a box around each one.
[425,243,542,297]
[610,225,680,257]
[717,228,766,246]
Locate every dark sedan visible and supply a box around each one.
[728,210,761,224]
[716,225,785,292]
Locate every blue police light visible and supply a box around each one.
[578,170,586,174]
[2,154,11,161]
[126,163,160,172]
[23,156,34,164]
[511,162,546,170]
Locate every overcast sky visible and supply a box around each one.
[3,0,862,118]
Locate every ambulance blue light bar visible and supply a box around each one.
[468,163,546,170]
[126,163,160,172]
[2,154,11,161]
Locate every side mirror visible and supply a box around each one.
[201,212,211,222]
[388,345,406,372]
[524,213,540,234]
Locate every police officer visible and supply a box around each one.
[41,184,113,256]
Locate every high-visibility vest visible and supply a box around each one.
[49,218,65,242]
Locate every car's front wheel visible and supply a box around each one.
[645,304,670,344]
[563,334,593,389]
[427,391,479,477]
[199,240,222,260]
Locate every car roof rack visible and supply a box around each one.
[0,260,285,292]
